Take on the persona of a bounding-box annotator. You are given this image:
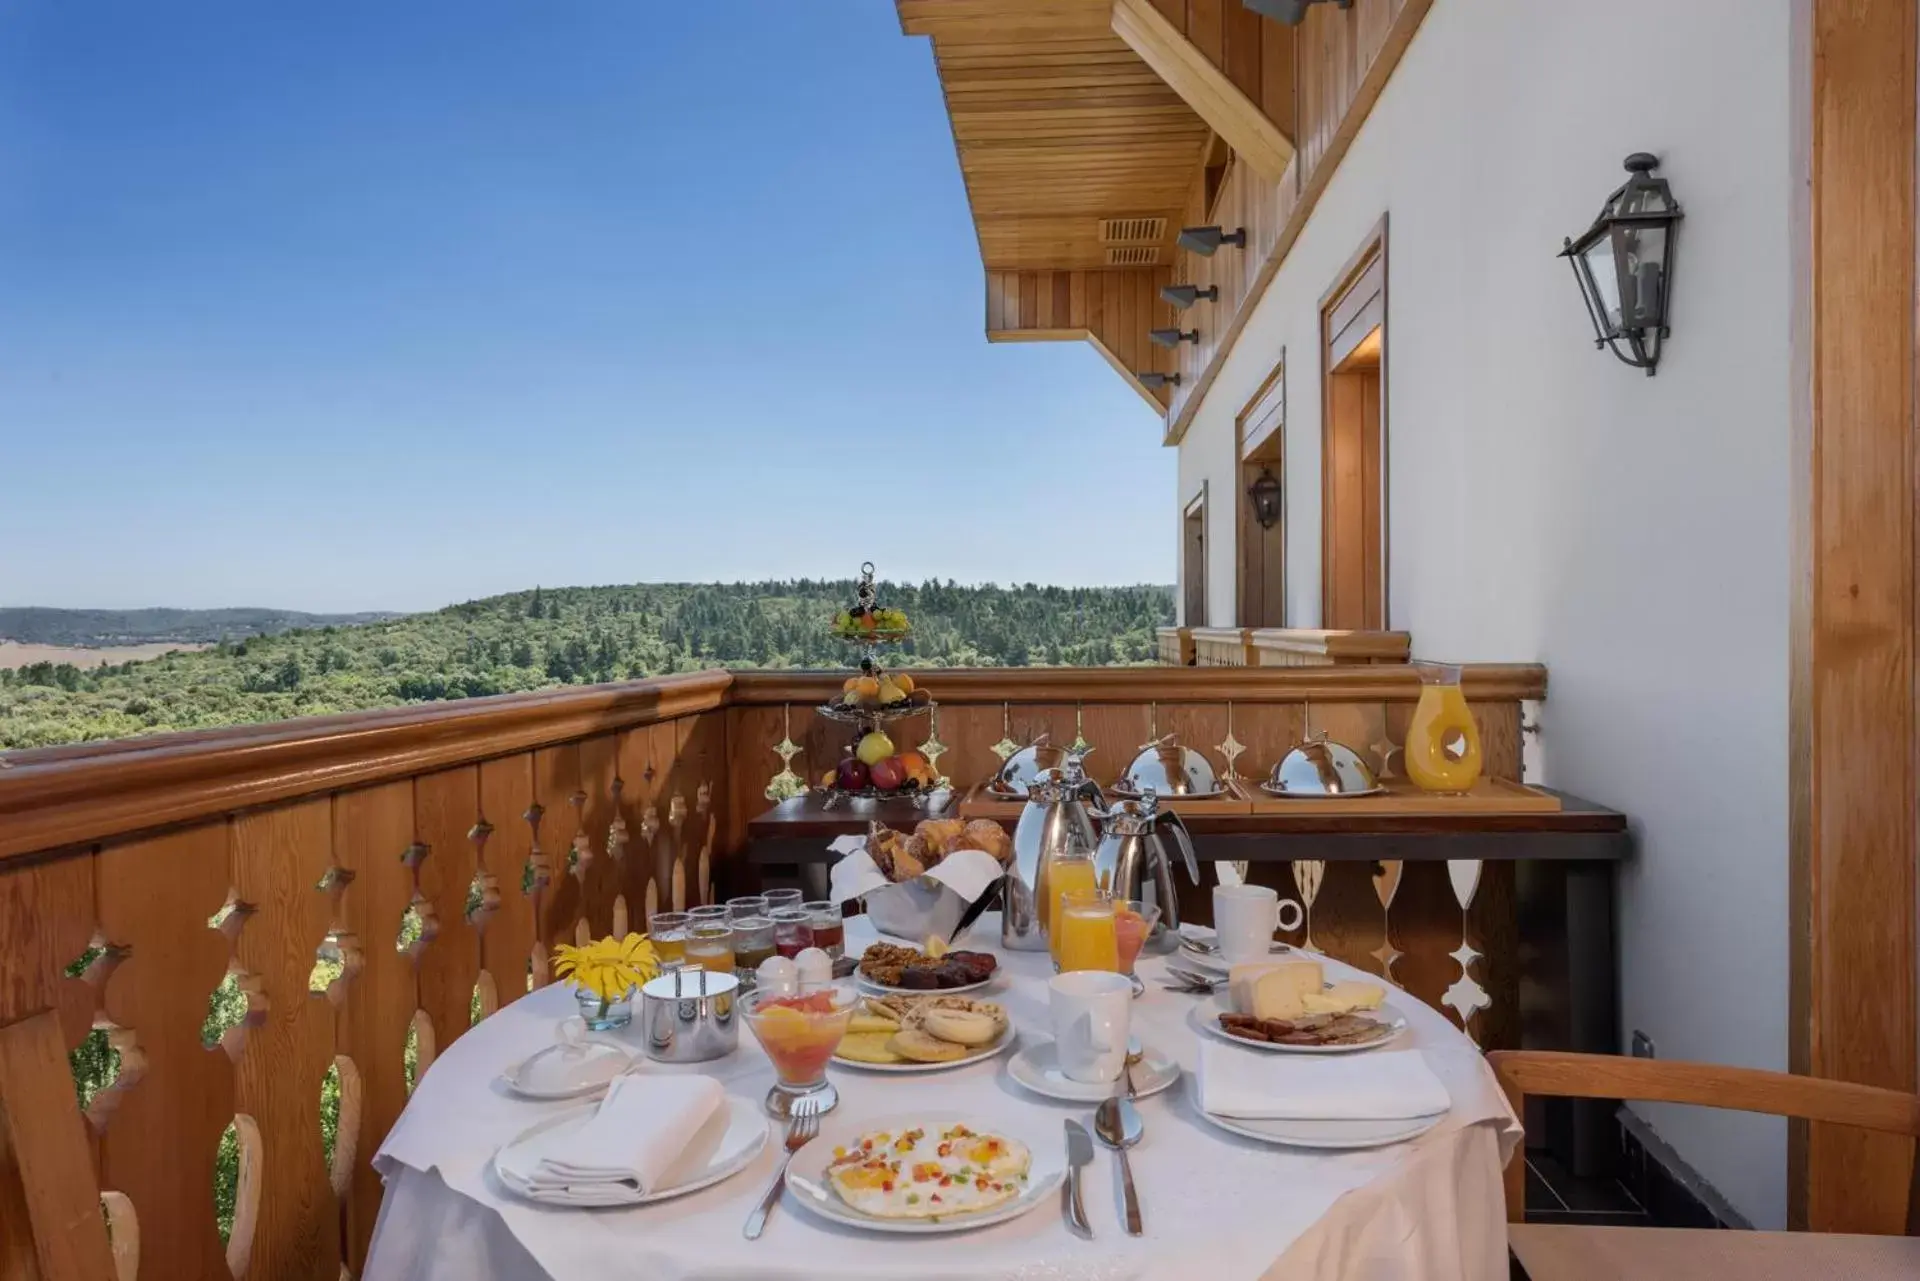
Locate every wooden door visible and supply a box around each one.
[1321,223,1387,629]
[1183,487,1208,625]
[1238,358,1287,627]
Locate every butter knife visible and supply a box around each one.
[1063,1119,1094,1238]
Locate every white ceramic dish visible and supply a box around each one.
[1258,781,1386,799]
[831,1024,1016,1073]
[1188,993,1408,1055]
[499,1029,636,1101]
[784,1111,1064,1235]
[1006,1038,1179,1102]
[491,1095,768,1208]
[1111,784,1226,801]
[856,971,997,998]
[1195,1095,1444,1149]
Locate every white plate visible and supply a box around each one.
[1113,785,1226,801]
[856,971,998,997]
[784,1111,1064,1234]
[491,1095,768,1208]
[1188,993,1408,1055]
[1257,782,1386,799]
[1173,936,1292,974]
[1195,1094,1445,1149]
[499,1036,635,1101]
[1006,1038,1180,1102]
[832,1024,1016,1073]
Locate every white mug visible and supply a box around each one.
[1048,971,1133,1084]
[1213,884,1304,966]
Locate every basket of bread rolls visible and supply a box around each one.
[850,817,1013,943]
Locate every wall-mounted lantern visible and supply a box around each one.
[1559,153,1682,376]
[1149,328,1200,348]
[1247,469,1283,529]
[1243,0,1351,23]
[1160,284,1220,309]
[1176,226,1246,257]
[1137,372,1182,390]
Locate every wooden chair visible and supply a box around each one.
[1489,1050,1920,1281]
[0,1008,120,1281]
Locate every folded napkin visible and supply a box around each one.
[1197,1043,1452,1121]
[515,1074,725,1195]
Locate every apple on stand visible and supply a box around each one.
[834,758,870,792]
[869,755,907,792]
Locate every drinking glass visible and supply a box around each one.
[805,900,845,959]
[727,896,770,922]
[763,888,804,913]
[684,922,735,976]
[770,907,814,958]
[648,911,690,965]
[1112,898,1162,980]
[689,904,728,925]
[741,982,856,1119]
[1055,888,1119,973]
[732,915,777,979]
[1043,847,1100,969]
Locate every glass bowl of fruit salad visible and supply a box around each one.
[742,983,859,1119]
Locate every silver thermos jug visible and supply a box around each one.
[1003,747,1104,950]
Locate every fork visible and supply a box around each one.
[1160,966,1226,993]
[743,1099,819,1239]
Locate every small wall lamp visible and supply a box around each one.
[1160,284,1220,309]
[1247,469,1283,529]
[1149,328,1200,348]
[1242,0,1352,22]
[1560,153,1683,376]
[1176,226,1247,257]
[1137,372,1183,389]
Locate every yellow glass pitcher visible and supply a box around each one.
[1404,663,1483,793]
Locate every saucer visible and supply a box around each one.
[1006,1037,1180,1102]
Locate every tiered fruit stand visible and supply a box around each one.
[815,563,941,808]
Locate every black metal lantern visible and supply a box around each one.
[1560,153,1682,375]
[1247,469,1282,529]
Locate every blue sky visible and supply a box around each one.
[0,1,1171,612]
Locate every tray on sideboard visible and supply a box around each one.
[1228,776,1562,816]
[957,785,1253,822]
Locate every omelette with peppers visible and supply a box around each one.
[825,1122,1031,1219]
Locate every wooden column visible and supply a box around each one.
[1791,0,1919,1231]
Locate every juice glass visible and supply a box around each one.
[770,907,814,958]
[742,983,856,1119]
[648,911,690,965]
[684,922,735,976]
[1404,663,1484,793]
[1056,889,1119,973]
[732,915,777,979]
[805,900,845,958]
[1044,850,1101,968]
[1112,898,1162,977]
[763,888,804,913]
[727,896,769,922]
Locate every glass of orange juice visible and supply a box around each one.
[1056,889,1119,973]
[649,911,690,965]
[1045,848,1102,968]
[684,922,736,976]
[1404,663,1484,793]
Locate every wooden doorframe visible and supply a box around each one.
[1182,483,1209,627]
[1319,216,1389,629]
[1236,353,1287,627]
[1789,0,1918,1232]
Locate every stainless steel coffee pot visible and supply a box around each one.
[1003,746,1104,950]
[1094,787,1200,933]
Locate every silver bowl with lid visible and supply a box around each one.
[989,736,1066,796]
[1262,736,1383,798]
[1117,735,1223,799]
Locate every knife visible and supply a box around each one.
[1064,1119,1094,1238]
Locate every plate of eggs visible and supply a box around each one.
[784,1113,1062,1233]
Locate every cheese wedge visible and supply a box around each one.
[1228,958,1324,1021]
[1299,981,1386,1016]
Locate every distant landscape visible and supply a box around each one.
[0,581,1173,750]
[0,640,211,670]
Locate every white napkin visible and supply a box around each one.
[826,842,1002,906]
[514,1074,724,1194]
[1197,1043,1452,1121]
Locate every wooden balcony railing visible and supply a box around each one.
[1168,627,1412,668]
[0,661,1551,1279]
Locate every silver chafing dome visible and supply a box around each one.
[1266,736,1381,796]
[1118,736,1221,797]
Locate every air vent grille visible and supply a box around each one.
[1105,246,1161,266]
[1099,216,1167,245]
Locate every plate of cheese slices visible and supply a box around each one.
[1190,956,1405,1054]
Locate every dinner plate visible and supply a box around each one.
[831,1023,1016,1073]
[491,1095,768,1208]
[1257,781,1387,799]
[1111,785,1226,801]
[1006,1037,1180,1102]
[1194,1093,1445,1149]
[856,971,998,998]
[784,1110,1064,1235]
[1188,993,1408,1055]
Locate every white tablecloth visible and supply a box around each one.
[365,914,1520,1281]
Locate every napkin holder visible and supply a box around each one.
[828,836,1003,943]
[639,967,739,1064]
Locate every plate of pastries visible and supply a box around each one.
[866,818,1012,883]
[832,993,1014,1072]
[857,940,999,994]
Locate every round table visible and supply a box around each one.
[365,913,1519,1281]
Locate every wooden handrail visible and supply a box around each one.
[1248,629,1411,662]
[726,663,1547,704]
[0,671,732,862]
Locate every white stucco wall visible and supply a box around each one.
[1176,0,1799,1225]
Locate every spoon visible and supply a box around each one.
[1092,1096,1145,1236]
[1122,1045,1144,1099]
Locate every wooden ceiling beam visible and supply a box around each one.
[1110,0,1295,182]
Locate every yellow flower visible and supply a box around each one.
[552,933,661,1003]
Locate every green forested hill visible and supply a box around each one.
[0,605,397,645]
[0,580,1172,749]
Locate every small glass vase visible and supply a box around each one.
[575,984,636,1032]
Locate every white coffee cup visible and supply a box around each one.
[1048,971,1133,1084]
[1213,884,1304,966]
